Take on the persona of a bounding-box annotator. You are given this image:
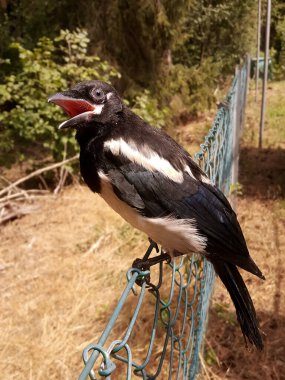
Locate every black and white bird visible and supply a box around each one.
[48,80,264,350]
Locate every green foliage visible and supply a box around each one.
[174,0,256,71]
[131,90,170,128]
[204,347,218,366]
[229,183,243,196]
[156,59,220,120]
[214,302,237,326]
[0,29,120,164]
[272,1,285,79]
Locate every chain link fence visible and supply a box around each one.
[78,58,250,380]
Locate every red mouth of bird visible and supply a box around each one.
[48,93,97,129]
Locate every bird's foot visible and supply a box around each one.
[132,241,171,287]
[142,238,159,261]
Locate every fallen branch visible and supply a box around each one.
[54,167,69,195]
[0,202,39,225]
[0,189,50,203]
[0,175,29,198]
[0,154,79,198]
[54,140,69,195]
[0,155,79,224]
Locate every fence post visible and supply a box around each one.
[241,55,250,130]
[230,67,241,210]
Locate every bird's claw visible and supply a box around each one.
[148,238,159,253]
[132,242,171,287]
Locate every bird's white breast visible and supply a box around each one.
[98,172,207,255]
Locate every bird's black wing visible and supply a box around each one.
[103,152,263,278]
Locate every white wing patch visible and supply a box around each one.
[104,138,184,183]
[201,175,212,184]
[184,164,211,184]
[98,171,207,254]
[184,165,196,180]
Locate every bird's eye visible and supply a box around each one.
[91,88,105,102]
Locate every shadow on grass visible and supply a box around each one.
[239,146,285,199]
[206,306,285,379]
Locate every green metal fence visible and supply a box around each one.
[78,59,250,380]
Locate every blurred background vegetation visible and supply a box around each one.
[0,0,284,165]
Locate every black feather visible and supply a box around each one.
[212,259,263,350]
[101,150,264,279]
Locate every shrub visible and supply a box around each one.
[131,89,170,128]
[156,59,220,123]
[0,29,120,165]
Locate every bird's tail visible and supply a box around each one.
[212,260,263,350]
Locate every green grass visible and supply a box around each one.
[244,80,285,149]
[266,91,285,147]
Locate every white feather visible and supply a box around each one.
[93,104,104,115]
[104,138,184,183]
[184,164,211,184]
[201,175,212,184]
[184,165,196,179]
[98,171,207,254]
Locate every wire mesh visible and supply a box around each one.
[78,59,250,380]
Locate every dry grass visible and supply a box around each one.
[0,188,152,379]
[0,188,199,379]
[0,81,284,379]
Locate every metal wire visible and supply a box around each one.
[78,59,250,380]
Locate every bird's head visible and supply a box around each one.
[48,80,123,129]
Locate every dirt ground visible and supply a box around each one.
[0,82,284,379]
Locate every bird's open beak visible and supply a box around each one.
[48,93,97,129]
